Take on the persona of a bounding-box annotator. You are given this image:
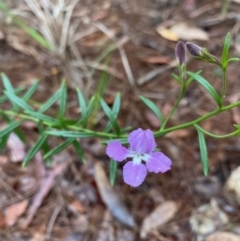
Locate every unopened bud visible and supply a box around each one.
[185,42,202,57]
[175,41,185,65]
[185,42,221,66]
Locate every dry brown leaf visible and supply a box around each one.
[4,200,28,227]
[140,201,178,238]
[94,162,135,228]
[205,232,240,241]
[7,133,26,163]
[157,22,209,41]
[69,200,86,214]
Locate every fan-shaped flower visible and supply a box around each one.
[106,128,172,187]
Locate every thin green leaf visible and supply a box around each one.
[226,57,240,65]
[1,73,14,92]
[77,88,87,127]
[171,73,183,85]
[0,133,9,152]
[47,130,95,138]
[25,110,61,126]
[0,87,25,103]
[100,98,120,135]
[104,93,121,133]
[44,138,75,160]
[4,91,33,111]
[195,124,208,176]
[72,140,86,163]
[112,93,121,116]
[58,80,67,120]
[109,159,118,186]
[140,96,164,125]
[186,70,202,87]
[187,72,221,106]
[38,89,61,113]
[38,124,51,166]
[22,80,39,101]
[0,112,26,142]
[22,133,48,166]
[87,96,95,116]
[221,33,231,67]
[0,120,25,138]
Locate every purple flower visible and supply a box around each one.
[106,128,172,187]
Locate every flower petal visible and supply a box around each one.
[128,128,156,154]
[123,161,147,187]
[106,141,128,162]
[146,152,172,173]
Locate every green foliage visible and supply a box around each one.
[195,124,208,176]
[1,33,240,185]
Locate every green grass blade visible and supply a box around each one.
[109,159,118,186]
[58,80,67,120]
[22,133,48,166]
[25,110,61,126]
[140,96,164,125]
[46,130,95,138]
[44,138,75,160]
[187,71,221,106]
[4,91,33,111]
[0,133,9,152]
[22,80,39,101]
[38,89,61,113]
[0,87,25,103]
[77,88,87,127]
[221,33,231,67]
[100,98,120,135]
[72,140,86,163]
[0,120,25,138]
[195,124,209,176]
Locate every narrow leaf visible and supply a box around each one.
[171,73,183,85]
[140,96,164,125]
[109,159,118,186]
[221,33,231,67]
[77,88,87,127]
[187,72,221,106]
[0,120,25,138]
[44,138,75,159]
[22,133,48,166]
[195,124,208,176]
[22,80,39,101]
[38,89,61,113]
[0,87,24,103]
[0,133,9,152]
[100,98,120,135]
[46,130,94,138]
[58,80,67,120]
[72,140,86,163]
[4,91,33,111]
[25,110,61,126]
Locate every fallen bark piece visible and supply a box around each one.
[94,162,135,228]
[140,201,178,239]
[205,231,240,241]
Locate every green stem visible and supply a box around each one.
[194,124,240,139]
[156,100,240,137]
[160,85,185,130]
[221,67,227,104]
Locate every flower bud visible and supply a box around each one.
[185,42,202,57]
[175,41,185,65]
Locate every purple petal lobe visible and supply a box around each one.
[106,141,127,162]
[123,161,147,187]
[128,128,156,154]
[146,152,172,173]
